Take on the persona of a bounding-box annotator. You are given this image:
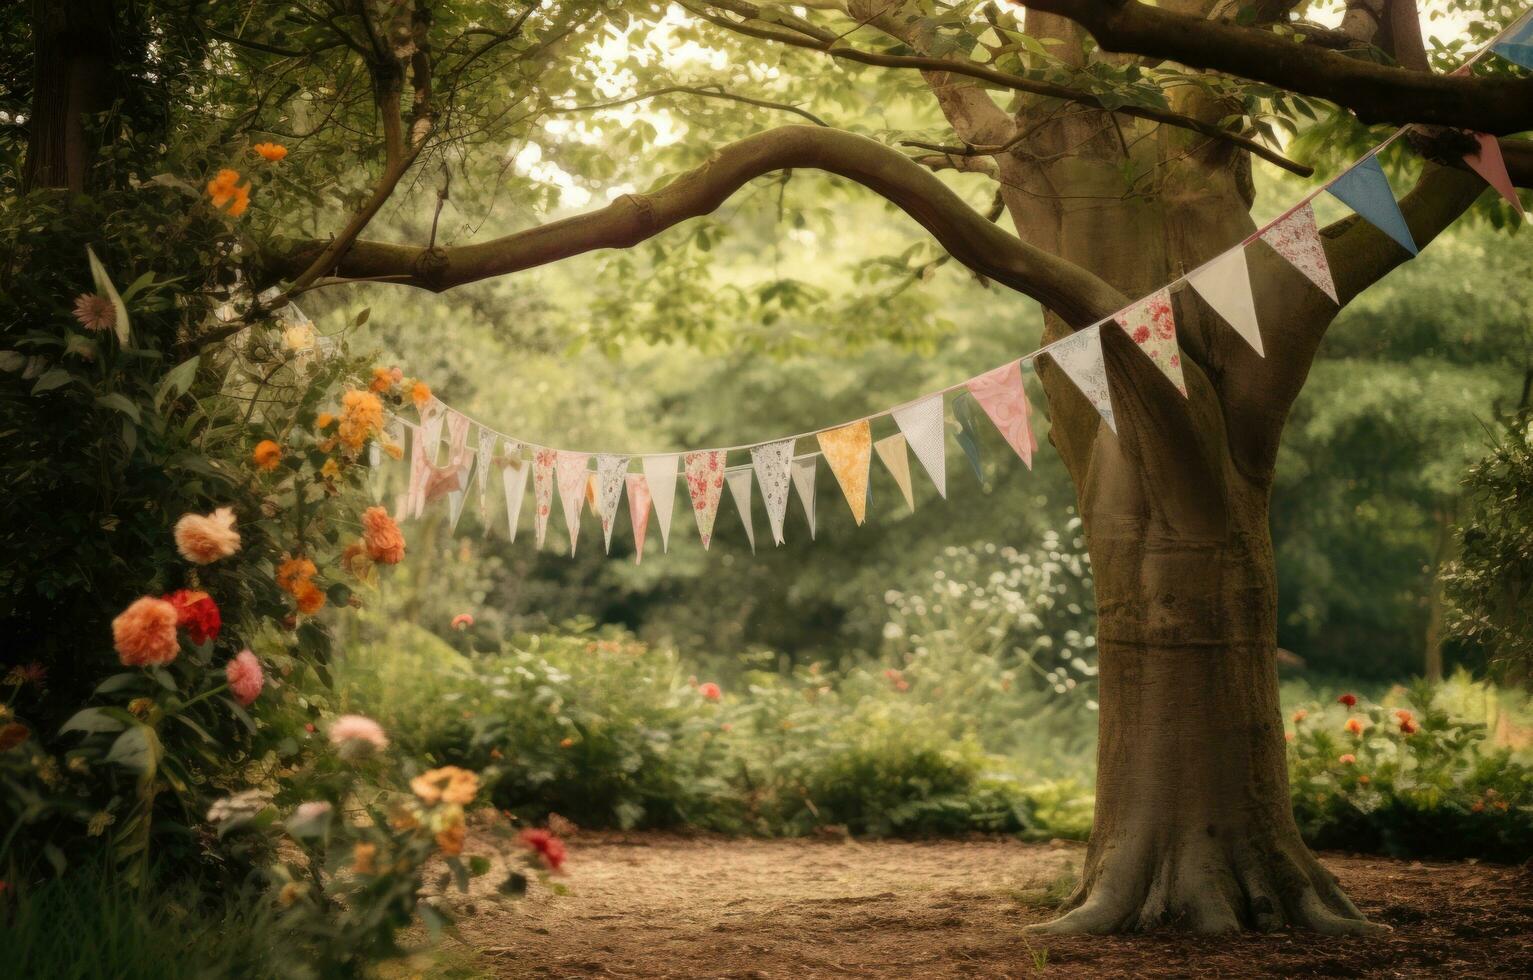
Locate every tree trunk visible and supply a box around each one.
[23,0,116,192]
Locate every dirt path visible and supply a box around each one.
[439,832,1533,979]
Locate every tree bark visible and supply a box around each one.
[22,0,116,192]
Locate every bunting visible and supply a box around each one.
[684,450,727,549]
[1492,13,1533,68]
[532,448,557,549]
[1114,288,1188,396]
[1326,155,1418,255]
[626,473,652,564]
[1186,248,1265,357]
[476,431,496,534]
[1464,134,1525,217]
[750,439,794,546]
[725,468,756,553]
[643,455,679,552]
[891,394,947,499]
[791,456,818,539]
[554,452,589,554]
[1046,325,1117,433]
[595,454,629,553]
[816,420,872,525]
[874,433,916,511]
[953,394,985,483]
[1261,202,1338,303]
[968,360,1038,468]
[498,441,528,542]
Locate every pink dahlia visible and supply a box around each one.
[226,649,264,706]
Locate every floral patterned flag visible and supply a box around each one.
[554,451,590,555]
[409,405,446,517]
[1112,288,1188,397]
[642,454,679,552]
[1326,155,1417,256]
[816,420,872,526]
[874,433,915,511]
[475,430,497,533]
[443,413,476,534]
[532,447,557,549]
[1463,133,1525,217]
[890,394,946,499]
[791,456,818,539]
[966,359,1039,468]
[1046,324,1117,434]
[626,473,652,564]
[725,467,756,553]
[595,454,629,553]
[750,438,794,547]
[497,440,528,542]
[1260,202,1337,303]
[683,450,727,549]
[1186,247,1265,357]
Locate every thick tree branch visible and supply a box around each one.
[265,125,1127,322]
[550,85,829,127]
[1026,0,1533,134]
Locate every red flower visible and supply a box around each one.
[1132,326,1150,343]
[1399,718,1418,735]
[163,589,221,644]
[519,828,567,872]
[1337,693,1357,707]
[697,682,722,701]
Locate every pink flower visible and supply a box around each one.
[451,613,474,631]
[329,714,388,754]
[113,596,180,667]
[174,507,241,564]
[697,682,721,702]
[72,293,116,332]
[519,828,567,872]
[226,650,264,706]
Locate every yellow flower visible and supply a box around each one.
[410,765,479,806]
[127,697,154,718]
[337,389,384,451]
[252,142,288,162]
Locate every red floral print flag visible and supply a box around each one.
[1112,288,1188,397]
[683,450,727,549]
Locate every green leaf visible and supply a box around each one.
[95,673,145,695]
[157,356,200,407]
[96,392,142,423]
[61,707,128,734]
[469,855,493,877]
[31,369,73,394]
[105,725,162,774]
[86,245,132,346]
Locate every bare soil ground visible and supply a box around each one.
[437,831,1533,979]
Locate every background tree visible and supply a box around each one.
[11,0,1533,935]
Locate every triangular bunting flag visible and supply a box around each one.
[1492,14,1533,69]
[595,454,629,553]
[1186,247,1265,356]
[554,451,589,555]
[1464,134,1525,218]
[625,473,651,564]
[1046,325,1117,433]
[498,441,528,543]
[966,360,1038,468]
[447,455,473,534]
[410,407,447,517]
[725,468,756,553]
[750,439,794,547]
[816,420,872,525]
[874,433,915,511]
[890,394,946,499]
[1261,202,1338,303]
[532,448,557,549]
[683,450,727,549]
[791,456,818,539]
[476,431,496,534]
[1326,155,1417,255]
[642,455,679,552]
[953,394,985,482]
[1113,288,1188,396]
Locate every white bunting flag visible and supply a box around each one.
[791,455,818,539]
[410,406,446,518]
[532,447,557,549]
[891,394,946,499]
[499,441,528,542]
[1260,202,1338,303]
[874,433,916,511]
[1113,288,1188,396]
[1046,324,1117,433]
[626,473,652,564]
[642,454,679,552]
[683,450,727,549]
[475,431,496,533]
[750,439,794,547]
[443,413,475,534]
[725,467,756,553]
[1186,247,1264,356]
[554,451,590,555]
[595,454,629,553]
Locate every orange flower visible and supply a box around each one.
[1338,753,1356,764]
[293,580,325,615]
[337,389,383,451]
[1291,709,1307,724]
[320,458,341,481]
[276,556,317,594]
[435,820,466,856]
[340,540,372,579]
[352,842,377,874]
[1344,718,1365,736]
[316,412,335,430]
[384,442,404,461]
[369,367,393,393]
[362,506,406,564]
[113,596,181,667]
[174,507,241,563]
[252,439,282,471]
[252,142,287,162]
[206,168,251,216]
[410,381,431,410]
[411,766,479,806]
[226,185,250,217]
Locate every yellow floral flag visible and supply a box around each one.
[816,420,872,526]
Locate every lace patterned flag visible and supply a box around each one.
[1186,247,1264,357]
[791,455,818,539]
[966,359,1038,468]
[497,441,528,542]
[1260,202,1338,303]
[725,467,756,553]
[890,394,946,499]
[1326,155,1417,255]
[642,455,679,552]
[626,473,652,564]
[816,419,872,525]
[1046,324,1117,433]
[750,438,794,546]
[1463,133,1525,217]
[874,433,915,511]
[443,413,476,533]
[475,430,496,533]
[684,450,727,549]
[533,447,557,549]
[595,454,629,553]
[1113,288,1188,397]
[554,451,590,555]
[409,404,446,517]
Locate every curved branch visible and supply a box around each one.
[1026,0,1533,134]
[549,85,828,127]
[265,125,1127,323]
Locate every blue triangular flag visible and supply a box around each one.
[1326,155,1417,255]
[1492,14,1533,69]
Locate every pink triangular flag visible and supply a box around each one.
[1260,202,1337,303]
[626,473,652,564]
[554,451,589,555]
[1464,134,1524,218]
[683,450,727,549]
[532,447,557,549]
[1113,288,1188,397]
[966,360,1038,469]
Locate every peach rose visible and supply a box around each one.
[174,507,241,564]
[362,506,405,564]
[113,596,181,667]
